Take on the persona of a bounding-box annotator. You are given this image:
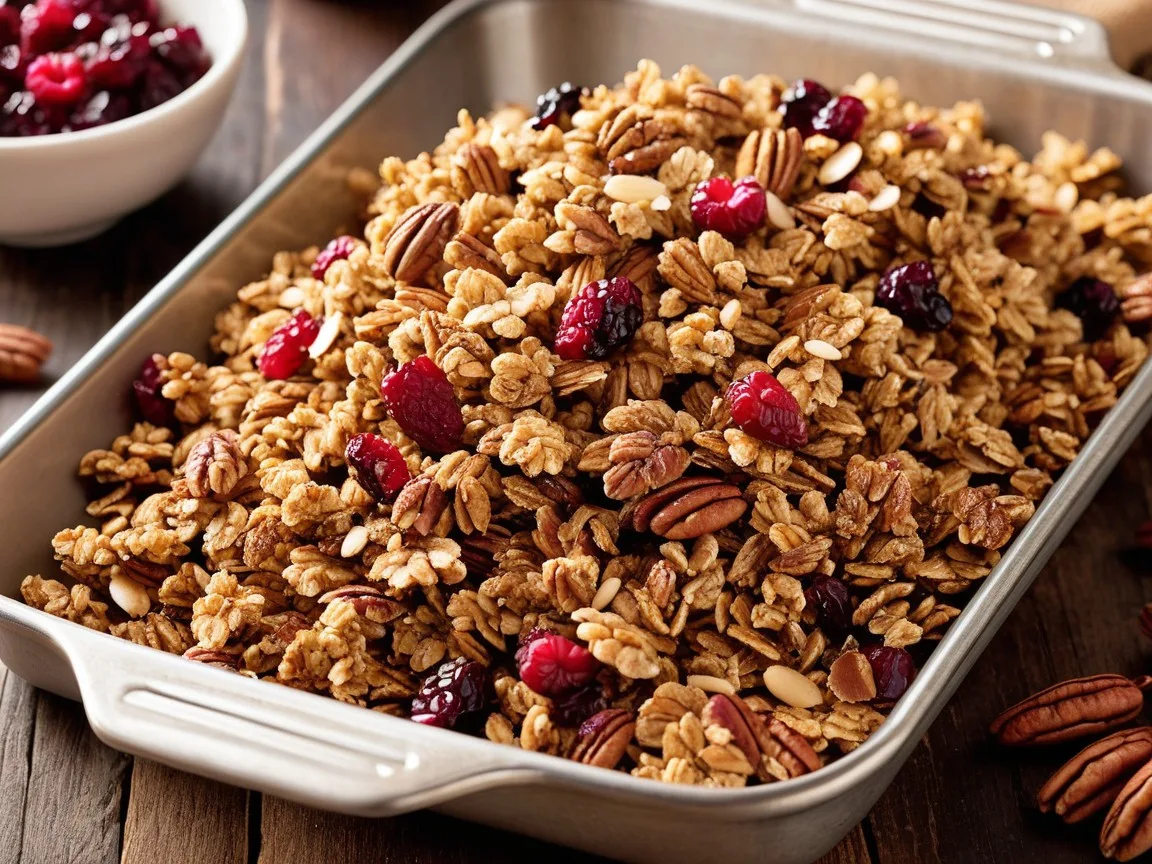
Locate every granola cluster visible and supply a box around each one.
[22,61,1152,786]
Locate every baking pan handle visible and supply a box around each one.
[68,633,536,814]
[791,0,1114,64]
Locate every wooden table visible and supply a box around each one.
[2,2,1150,861]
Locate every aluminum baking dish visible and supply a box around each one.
[2,0,1152,861]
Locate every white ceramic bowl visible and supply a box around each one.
[0,0,248,247]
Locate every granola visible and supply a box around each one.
[21,62,1152,787]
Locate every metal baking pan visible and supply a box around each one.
[2,0,1152,861]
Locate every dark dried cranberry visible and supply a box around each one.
[410,657,487,728]
[91,0,157,24]
[812,95,867,143]
[68,87,126,127]
[904,121,946,151]
[379,356,464,453]
[311,235,359,281]
[137,57,179,109]
[553,276,643,361]
[779,78,832,139]
[132,354,175,427]
[0,42,26,84]
[150,25,207,84]
[1058,276,1119,342]
[258,309,321,380]
[20,0,78,56]
[875,260,953,332]
[515,629,599,697]
[726,370,808,449]
[84,30,148,88]
[0,89,52,135]
[960,165,992,190]
[861,645,916,701]
[0,6,21,47]
[551,684,610,727]
[344,433,410,505]
[532,81,582,130]
[690,176,767,240]
[25,51,86,105]
[804,575,852,636]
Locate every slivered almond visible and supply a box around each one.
[818,142,863,186]
[765,190,795,230]
[869,184,901,212]
[687,674,736,696]
[308,311,343,358]
[591,576,622,611]
[604,174,669,204]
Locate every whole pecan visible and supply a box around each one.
[597,104,687,175]
[703,694,821,780]
[383,202,460,283]
[990,674,1151,746]
[602,431,690,500]
[1101,757,1152,861]
[184,430,245,499]
[556,202,619,256]
[570,708,635,770]
[623,476,746,540]
[735,127,804,199]
[392,476,448,536]
[450,143,510,197]
[1038,727,1152,824]
[657,238,716,305]
[318,585,406,624]
[0,323,52,383]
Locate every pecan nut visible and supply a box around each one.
[183,646,240,671]
[597,105,687,175]
[444,231,507,280]
[383,202,460,283]
[735,127,804,199]
[0,323,52,383]
[450,143,510,197]
[1121,273,1152,324]
[556,202,619,256]
[685,84,742,120]
[1101,756,1152,861]
[392,476,449,536]
[602,431,690,500]
[318,585,406,623]
[1038,727,1152,824]
[657,238,716,305]
[623,476,746,540]
[570,708,634,770]
[184,430,245,499]
[701,693,763,774]
[990,674,1151,746]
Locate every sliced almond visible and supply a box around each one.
[651,194,672,212]
[687,674,736,696]
[340,524,369,558]
[763,665,823,708]
[308,311,344,359]
[109,574,151,619]
[804,339,842,361]
[591,576,622,611]
[818,142,863,186]
[765,190,796,230]
[868,184,902,212]
[828,651,878,703]
[604,174,669,204]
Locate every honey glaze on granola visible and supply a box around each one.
[21,61,1152,787]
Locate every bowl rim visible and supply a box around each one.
[0,0,249,151]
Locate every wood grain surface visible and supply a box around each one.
[1,2,1150,862]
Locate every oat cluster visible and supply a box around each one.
[22,61,1152,787]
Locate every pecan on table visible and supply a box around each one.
[0,323,52,383]
[1101,757,1152,861]
[990,674,1152,746]
[570,708,635,770]
[622,476,747,540]
[383,202,460,283]
[1037,727,1152,824]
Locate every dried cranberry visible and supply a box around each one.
[258,309,321,380]
[812,95,867,143]
[1058,276,1119,342]
[344,433,410,505]
[779,78,832,139]
[532,81,583,130]
[0,42,26,84]
[875,260,953,332]
[410,657,487,728]
[515,629,599,697]
[20,0,77,56]
[726,370,808,449]
[150,25,207,85]
[25,51,86,105]
[0,6,21,47]
[311,235,359,281]
[85,30,148,88]
[804,575,853,637]
[0,89,53,135]
[131,354,175,427]
[553,276,643,361]
[551,683,610,727]
[379,356,463,453]
[690,176,767,241]
[861,645,916,701]
[67,85,124,127]
[904,121,946,151]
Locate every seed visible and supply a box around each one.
[818,141,863,186]
[591,577,622,611]
[763,665,823,708]
[804,339,842,360]
[109,574,151,619]
[869,184,901,212]
[308,311,344,359]
[340,524,369,558]
[765,190,796,230]
[687,674,736,695]
[604,174,669,204]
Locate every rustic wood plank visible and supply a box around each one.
[0,662,37,864]
[817,823,874,864]
[121,760,249,864]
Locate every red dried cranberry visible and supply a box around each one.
[532,81,583,130]
[344,433,410,505]
[812,95,867,143]
[379,356,463,453]
[0,43,26,84]
[131,354,175,427]
[25,51,86,105]
[726,370,808,449]
[150,25,207,85]
[779,78,832,138]
[551,684,610,727]
[20,0,78,56]
[410,657,487,728]
[67,86,126,128]
[93,0,157,24]
[804,575,853,637]
[85,30,148,88]
[311,235,359,281]
[0,89,53,135]
[875,260,953,332]
[515,629,599,697]
[1058,277,1119,342]
[0,7,21,47]
[862,645,916,701]
[690,176,767,241]
[258,309,321,380]
[553,276,643,361]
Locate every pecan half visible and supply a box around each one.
[0,323,52,383]
[570,708,635,770]
[1101,757,1152,861]
[383,202,460,283]
[598,105,687,175]
[657,238,716,305]
[701,693,763,775]
[183,646,240,671]
[184,430,245,499]
[450,143,510,196]
[686,84,742,120]
[1121,273,1152,324]
[1038,727,1152,824]
[318,585,406,623]
[556,202,619,256]
[736,127,804,199]
[623,476,747,540]
[444,231,506,280]
[990,674,1151,746]
[392,476,448,536]
[602,431,690,500]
